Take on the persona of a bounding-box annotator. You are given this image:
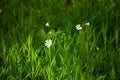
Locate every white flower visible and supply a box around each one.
[45,39,52,48]
[75,24,82,30]
[45,22,50,27]
[85,22,90,26]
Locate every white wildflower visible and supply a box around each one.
[45,39,52,48]
[75,24,82,30]
[85,22,90,26]
[45,22,50,27]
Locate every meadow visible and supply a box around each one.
[0,0,120,80]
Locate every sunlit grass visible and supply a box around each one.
[0,0,120,80]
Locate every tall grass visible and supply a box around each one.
[0,0,120,80]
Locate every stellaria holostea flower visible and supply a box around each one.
[45,22,50,27]
[75,24,82,30]
[45,39,52,48]
[85,22,90,26]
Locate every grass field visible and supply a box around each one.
[0,0,120,80]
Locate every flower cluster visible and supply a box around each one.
[44,22,90,48]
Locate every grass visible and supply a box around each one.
[0,0,120,80]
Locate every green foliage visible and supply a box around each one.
[0,0,120,80]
